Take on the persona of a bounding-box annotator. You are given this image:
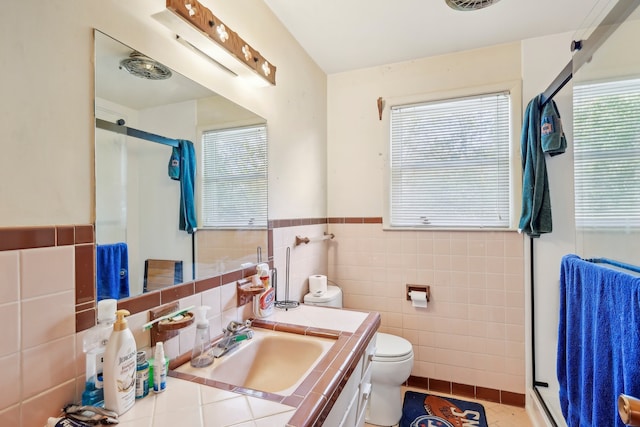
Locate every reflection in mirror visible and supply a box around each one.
[572,7,640,266]
[94,30,268,300]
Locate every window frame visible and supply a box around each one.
[382,81,522,231]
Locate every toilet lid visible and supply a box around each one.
[373,333,414,361]
[303,285,341,303]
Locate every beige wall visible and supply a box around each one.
[327,42,522,217]
[0,0,328,226]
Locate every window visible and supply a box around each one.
[574,78,640,228]
[389,92,512,228]
[201,124,267,228]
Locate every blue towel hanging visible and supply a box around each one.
[168,140,197,234]
[96,243,129,300]
[558,254,640,427]
[518,94,567,237]
[178,140,197,234]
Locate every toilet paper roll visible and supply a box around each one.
[309,275,328,296]
[410,291,428,308]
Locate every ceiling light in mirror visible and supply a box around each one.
[119,52,173,80]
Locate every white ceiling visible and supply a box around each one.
[263,0,611,74]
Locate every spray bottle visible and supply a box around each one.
[191,306,214,367]
[253,263,274,318]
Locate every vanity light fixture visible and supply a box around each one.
[152,0,276,87]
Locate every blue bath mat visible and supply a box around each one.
[400,391,488,427]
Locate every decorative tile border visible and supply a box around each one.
[269,217,382,228]
[0,225,261,333]
[0,216,376,329]
[407,375,526,407]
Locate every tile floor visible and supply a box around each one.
[365,387,533,427]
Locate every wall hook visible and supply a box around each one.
[377,97,384,120]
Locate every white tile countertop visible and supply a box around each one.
[117,305,379,427]
[116,377,296,426]
[260,304,369,333]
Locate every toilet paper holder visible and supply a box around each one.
[406,284,431,302]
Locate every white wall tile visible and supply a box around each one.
[21,291,75,350]
[22,335,75,399]
[330,224,526,393]
[0,303,19,357]
[0,353,20,410]
[0,251,20,304]
[20,246,74,299]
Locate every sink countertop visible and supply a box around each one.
[116,304,380,427]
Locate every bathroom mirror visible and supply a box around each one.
[571,7,640,265]
[94,30,268,299]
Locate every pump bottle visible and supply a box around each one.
[103,309,137,415]
[253,263,274,318]
[191,306,214,367]
[82,298,117,406]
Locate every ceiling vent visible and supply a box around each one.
[119,52,173,80]
[445,0,501,11]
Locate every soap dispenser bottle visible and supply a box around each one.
[103,309,137,415]
[191,306,214,367]
[254,263,274,318]
[82,298,117,406]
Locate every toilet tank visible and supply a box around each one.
[303,285,343,308]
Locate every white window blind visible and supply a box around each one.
[574,78,640,228]
[201,124,267,228]
[390,92,511,228]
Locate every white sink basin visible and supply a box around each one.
[174,328,335,395]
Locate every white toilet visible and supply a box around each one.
[367,332,414,426]
[303,285,415,427]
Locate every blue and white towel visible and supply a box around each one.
[96,242,129,300]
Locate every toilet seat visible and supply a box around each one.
[373,333,414,362]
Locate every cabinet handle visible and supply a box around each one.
[362,383,372,400]
[368,347,377,362]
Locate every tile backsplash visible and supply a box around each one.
[326,221,526,395]
[0,235,79,426]
[0,220,526,425]
[0,225,251,426]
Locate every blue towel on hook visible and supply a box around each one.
[519,95,551,237]
[558,254,640,427]
[175,140,197,234]
[96,243,129,300]
[518,95,566,237]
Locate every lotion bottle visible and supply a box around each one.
[103,309,137,415]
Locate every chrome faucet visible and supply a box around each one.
[212,320,253,358]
